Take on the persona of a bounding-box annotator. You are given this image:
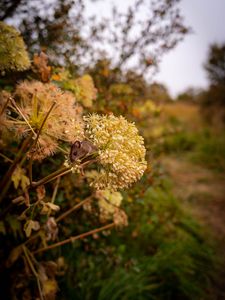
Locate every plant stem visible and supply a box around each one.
[0,134,33,203]
[23,246,44,300]
[56,197,92,222]
[10,97,37,137]
[33,223,115,254]
[0,96,10,115]
[31,166,71,188]
[28,101,56,184]
[0,153,13,163]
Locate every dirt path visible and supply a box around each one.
[161,156,225,299]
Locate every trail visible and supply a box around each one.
[161,156,225,299]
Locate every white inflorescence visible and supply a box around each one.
[84,114,147,191]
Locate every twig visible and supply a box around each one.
[33,223,115,254]
[28,101,56,184]
[51,177,60,204]
[31,166,71,188]
[10,97,37,137]
[0,153,13,163]
[0,134,33,203]
[22,246,44,300]
[56,197,92,222]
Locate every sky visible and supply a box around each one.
[155,0,225,96]
[86,0,225,97]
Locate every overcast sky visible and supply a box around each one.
[155,0,225,96]
[87,0,225,97]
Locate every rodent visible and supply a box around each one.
[69,140,97,162]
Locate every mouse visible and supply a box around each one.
[70,140,97,163]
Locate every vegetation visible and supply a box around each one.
[0,1,225,299]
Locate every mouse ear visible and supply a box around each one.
[74,141,81,148]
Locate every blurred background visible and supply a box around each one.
[0,0,225,299]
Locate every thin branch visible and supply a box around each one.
[28,101,56,184]
[0,133,33,203]
[56,197,92,222]
[33,223,115,254]
[0,153,13,163]
[22,246,44,300]
[51,177,60,203]
[10,97,37,137]
[31,166,71,188]
[0,96,10,115]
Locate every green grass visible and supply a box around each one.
[157,129,225,172]
[58,181,216,300]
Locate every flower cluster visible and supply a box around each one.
[95,189,128,227]
[84,114,147,190]
[0,22,30,74]
[10,81,84,160]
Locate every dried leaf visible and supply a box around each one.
[33,52,51,82]
[24,220,40,237]
[45,202,60,212]
[45,217,58,241]
[11,166,29,191]
[6,245,23,267]
[36,185,46,201]
[42,279,58,298]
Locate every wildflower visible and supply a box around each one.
[95,189,128,226]
[10,81,84,160]
[0,22,30,74]
[83,114,147,190]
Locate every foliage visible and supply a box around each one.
[2,0,189,74]
[204,43,225,86]
[0,22,148,299]
[0,4,220,299]
[0,21,30,73]
[200,43,225,125]
[58,180,216,300]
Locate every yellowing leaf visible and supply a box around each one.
[42,279,58,297]
[51,73,61,81]
[11,166,29,191]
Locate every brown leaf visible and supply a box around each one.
[24,220,40,237]
[45,217,58,241]
[6,246,23,267]
[36,185,46,201]
[33,52,51,82]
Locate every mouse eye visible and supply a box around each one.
[73,151,77,156]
